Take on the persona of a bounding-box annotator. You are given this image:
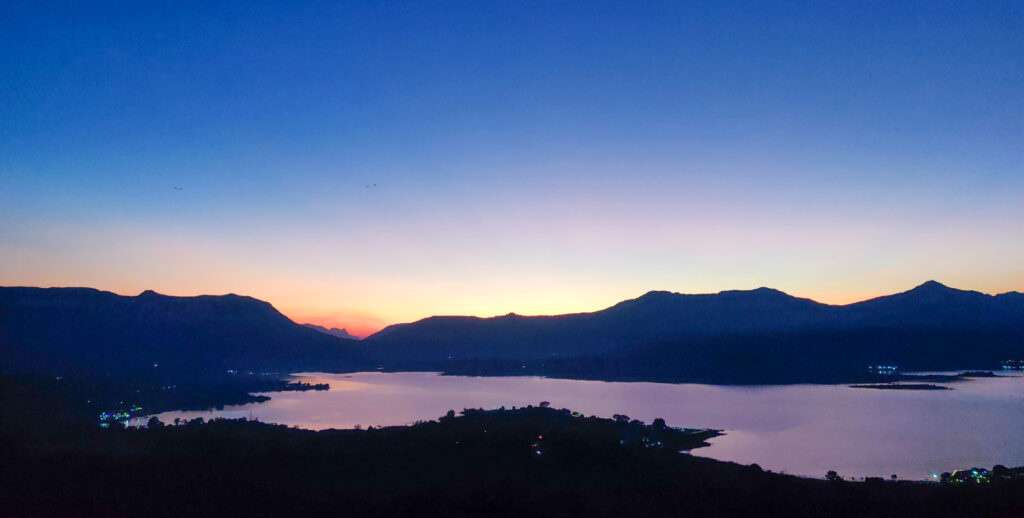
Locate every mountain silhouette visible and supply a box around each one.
[0,287,362,381]
[303,323,360,340]
[364,288,839,362]
[3,282,1021,385]
[363,281,1024,377]
[840,280,1024,329]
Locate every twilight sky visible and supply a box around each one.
[2,1,1022,336]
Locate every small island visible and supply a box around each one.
[849,370,1002,390]
[850,383,952,391]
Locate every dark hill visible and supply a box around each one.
[0,287,363,381]
[598,287,840,335]
[365,287,840,362]
[841,281,1024,330]
[363,281,1024,375]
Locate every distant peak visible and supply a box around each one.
[638,290,675,298]
[138,289,161,297]
[719,287,790,298]
[912,280,949,291]
[303,323,359,340]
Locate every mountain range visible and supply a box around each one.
[2,281,1022,384]
[0,287,361,382]
[362,281,1024,364]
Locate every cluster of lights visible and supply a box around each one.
[99,411,131,421]
[226,369,262,375]
[618,436,666,447]
[947,469,992,484]
[98,404,144,427]
[868,365,898,374]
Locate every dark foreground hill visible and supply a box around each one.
[364,281,1024,381]
[0,287,364,382]
[2,375,1022,518]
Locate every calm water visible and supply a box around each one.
[140,371,1024,481]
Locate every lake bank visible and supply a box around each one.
[10,405,1024,517]
[138,370,1024,480]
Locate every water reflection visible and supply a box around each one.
[140,371,1024,480]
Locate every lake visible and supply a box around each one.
[139,371,1024,481]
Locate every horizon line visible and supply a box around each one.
[4,279,1022,339]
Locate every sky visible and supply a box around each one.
[1,1,1022,337]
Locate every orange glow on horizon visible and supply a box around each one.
[290,283,1023,338]
[287,314,384,339]
[791,291,889,306]
[289,290,894,338]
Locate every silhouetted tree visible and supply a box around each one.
[826,470,842,482]
[994,465,1009,479]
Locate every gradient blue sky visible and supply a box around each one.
[2,1,1022,335]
